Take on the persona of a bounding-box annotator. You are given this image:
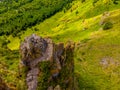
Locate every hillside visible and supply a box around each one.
[0,0,72,36]
[0,0,120,90]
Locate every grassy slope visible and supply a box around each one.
[6,0,120,50]
[75,14,120,89]
[0,0,120,89]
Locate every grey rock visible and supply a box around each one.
[20,34,74,90]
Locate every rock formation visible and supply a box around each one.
[19,34,74,90]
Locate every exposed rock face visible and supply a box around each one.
[26,68,39,90]
[20,34,74,90]
[20,34,48,67]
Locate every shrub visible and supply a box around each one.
[112,0,119,4]
[81,0,85,3]
[93,0,99,6]
[76,10,79,15]
[103,22,113,30]
[34,28,39,31]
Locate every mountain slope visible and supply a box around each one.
[6,0,120,50]
[0,0,72,36]
[0,0,120,90]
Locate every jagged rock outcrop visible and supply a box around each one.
[20,34,74,90]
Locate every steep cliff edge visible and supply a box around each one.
[19,34,74,90]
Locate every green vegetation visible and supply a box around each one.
[74,29,120,89]
[0,0,72,36]
[103,22,113,30]
[37,61,51,90]
[0,48,19,88]
[0,0,120,89]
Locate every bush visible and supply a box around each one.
[76,10,79,15]
[112,0,119,4]
[81,0,85,3]
[103,22,113,30]
[93,0,99,6]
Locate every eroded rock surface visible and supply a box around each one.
[20,34,74,90]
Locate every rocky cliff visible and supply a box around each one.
[19,34,74,90]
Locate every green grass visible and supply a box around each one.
[7,35,20,50]
[6,0,120,50]
[75,34,120,89]
[74,9,120,90]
